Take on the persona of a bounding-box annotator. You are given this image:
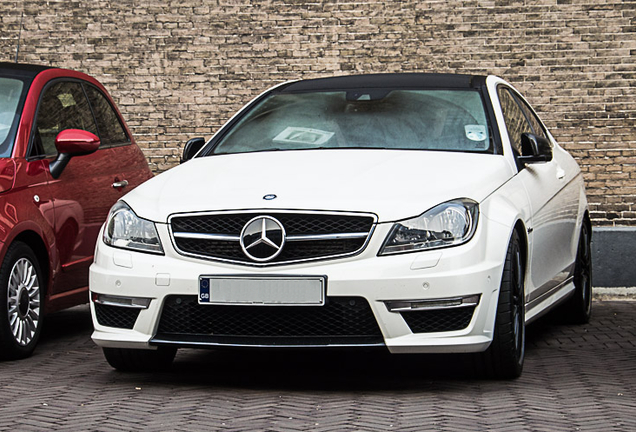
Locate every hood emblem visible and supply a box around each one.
[240,216,286,262]
[263,194,277,200]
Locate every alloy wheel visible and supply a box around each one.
[6,258,41,346]
[578,225,592,316]
[511,245,525,361]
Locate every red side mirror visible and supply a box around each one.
[49,129,101,179]
[55,129,100,156]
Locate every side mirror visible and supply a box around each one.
[181,137,206,163]
[49,129,100,179]
[518,133,552,164]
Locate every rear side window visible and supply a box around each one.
[84,85,129,148]
[497,87,533,156]
[34,81,98,157]
[516,97,547,140]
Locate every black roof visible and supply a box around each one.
[279,73,487,93]
[0,62,54,79]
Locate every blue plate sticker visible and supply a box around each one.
[199,278,210,303]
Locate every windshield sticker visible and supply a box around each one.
[465,125,487,142]
[273,127,335,146]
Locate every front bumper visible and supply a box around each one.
[90,218,510,354]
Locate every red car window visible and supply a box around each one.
[84,85,130,148]
[34,81,98,157]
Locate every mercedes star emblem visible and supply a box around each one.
[240,216,286,262]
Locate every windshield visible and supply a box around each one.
[0,77,27,157]
[212,89,492,155]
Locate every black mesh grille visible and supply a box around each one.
[401,307,476,333]
[172,214,250,235]
[175,238,244,261]
[276,238,367,261]
[171,213,373,236]
[155,295,383,345]
[275,214,373,235]
[94,304,141,329]
[170,212,375,265]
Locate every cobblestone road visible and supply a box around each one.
[1,301,634,431]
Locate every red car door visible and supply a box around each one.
[30,80,124,304]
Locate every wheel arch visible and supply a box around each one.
[480,191,531,283]
[512,220,529,277]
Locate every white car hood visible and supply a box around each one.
[126,149,514,223]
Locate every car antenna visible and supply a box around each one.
[15,11,24,63]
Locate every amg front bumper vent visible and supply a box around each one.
[153,295,384,347]
[94,304,141,329]
[385,295,479,333]
[169,211,376,266]
[401,307,476,333]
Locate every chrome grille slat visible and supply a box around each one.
[173,232,240,241]
[169,211,376,266]
[172,232,370,242]
[286,232,370,241]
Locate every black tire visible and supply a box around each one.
[479,230,525,379]
[0,242,44,361]
[561,222,592,324]
[103,347,177,372]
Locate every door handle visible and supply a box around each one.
[112,180,129,189]
[556,167,565,180]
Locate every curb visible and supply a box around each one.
[593,287,636,301]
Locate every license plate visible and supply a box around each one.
[198,275,326,306]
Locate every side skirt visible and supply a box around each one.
[525,277,575,325]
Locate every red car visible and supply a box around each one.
[0,63,152,360]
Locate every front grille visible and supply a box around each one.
[170,212,375,266]
[94,304,140,329]
[401,307,476,333]
[175,238,244,261]
[154,295,384,346]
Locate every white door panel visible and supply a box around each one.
[521,149,580,301]
[490,81,582,306]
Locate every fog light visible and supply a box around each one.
[385,294,480,313]
[91,292,151,309]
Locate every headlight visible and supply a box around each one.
[379,199,479,255]
[103,201,164,254]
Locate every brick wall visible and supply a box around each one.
[1,0,635,225]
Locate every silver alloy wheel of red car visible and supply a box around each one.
[7,257,41,346]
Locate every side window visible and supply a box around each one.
[516,97,548,140]
[497,87,533,156]
[84,85,129,148]
[32,81,98,157]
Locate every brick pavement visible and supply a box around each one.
[0,301,634,431]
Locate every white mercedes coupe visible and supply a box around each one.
[90,74,592,378]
